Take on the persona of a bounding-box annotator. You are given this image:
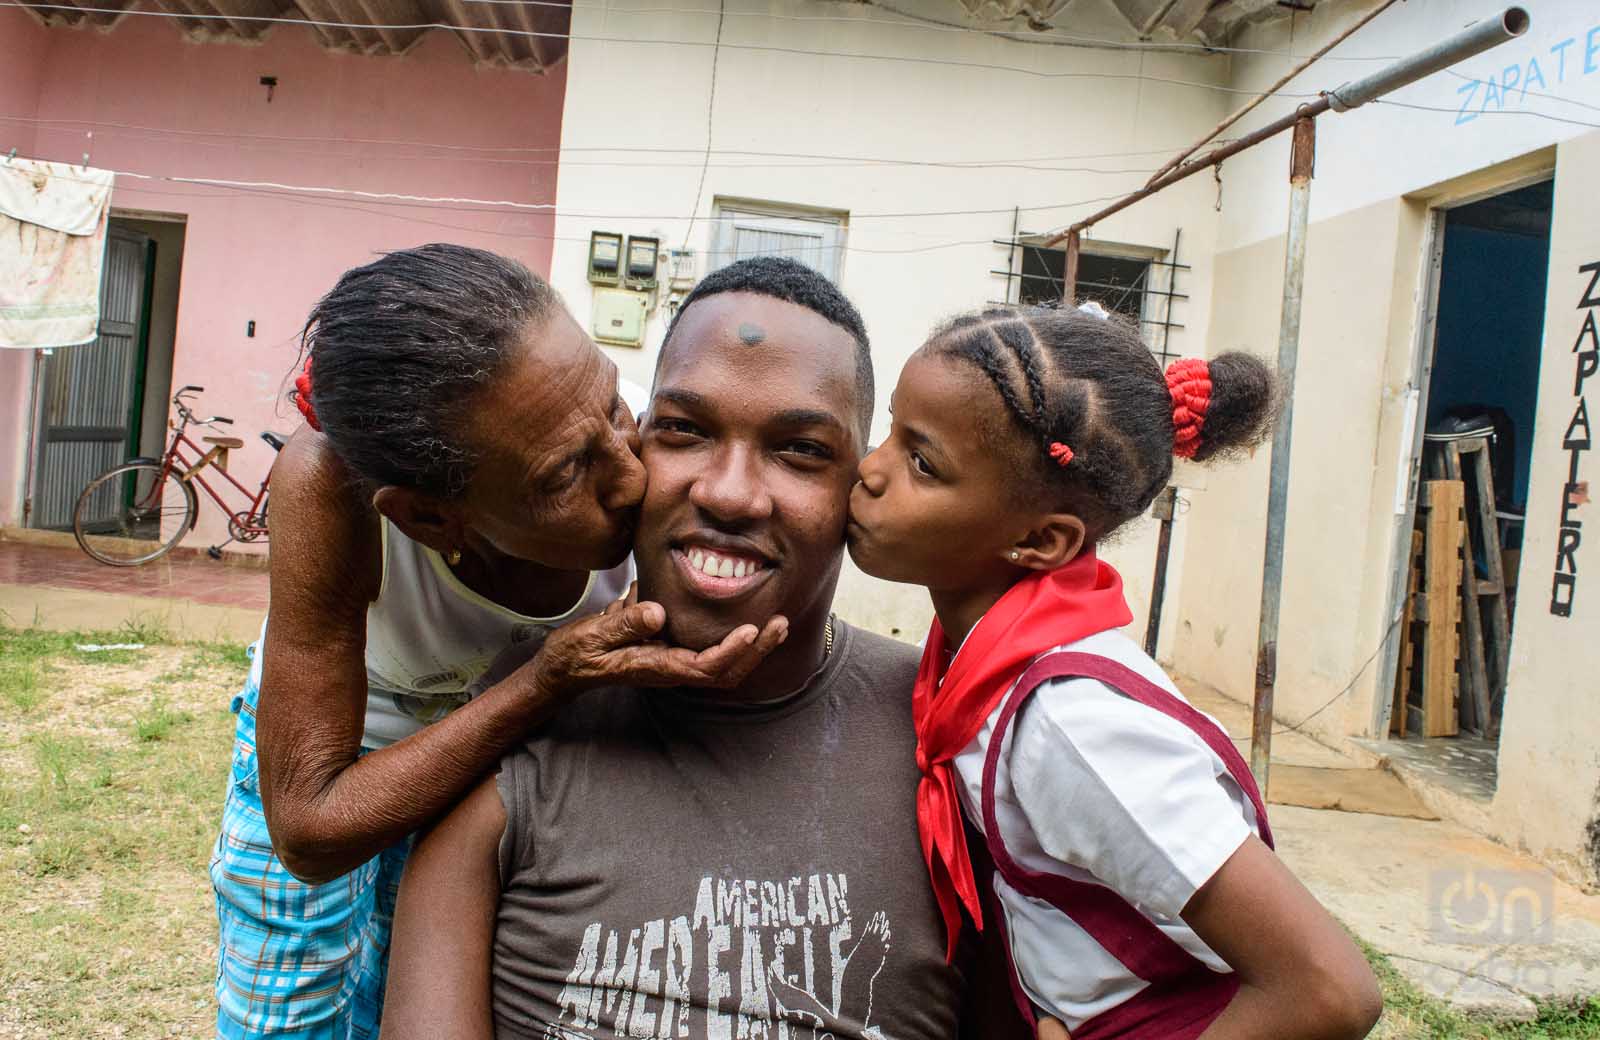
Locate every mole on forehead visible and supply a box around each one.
[737,322,766,346]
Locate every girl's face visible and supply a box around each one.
[847,351,1038,590]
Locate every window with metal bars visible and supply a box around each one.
[1018,245,1152,320]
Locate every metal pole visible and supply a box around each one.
[1326,6,1529,112]
[20,349,47,527]
[1142,0,1400,190]
[1061,230,1080,305]
[1044,7,1528,249]
[1145,485,1178,657]
[1250,116,1315,791]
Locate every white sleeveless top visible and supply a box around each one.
[359,521,633,748]
[355,377,649,748]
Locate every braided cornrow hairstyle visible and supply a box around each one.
[927,304,1277,543]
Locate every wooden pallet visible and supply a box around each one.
[1426,435,1510,735]
[1417,480,1464,738]
[1391,529,1424,737]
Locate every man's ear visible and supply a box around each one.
[371,485,466,557]
[1010,513,1087,571]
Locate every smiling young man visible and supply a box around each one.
[377,258,965,1040]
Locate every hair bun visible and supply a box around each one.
[1178,352,1277,463]
[292,355,322,432]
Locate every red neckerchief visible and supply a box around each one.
[913,551,1133,961]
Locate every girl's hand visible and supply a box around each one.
[524,583,789,696]
[1037,1018,1070,1040]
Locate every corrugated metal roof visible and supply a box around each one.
[951,0,1316,46]
[20,0,1316,70]
[19,0,571,71]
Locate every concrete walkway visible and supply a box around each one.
[0,535,265,642]
[1278,805,1600,1019]
[1183,675,1600,1020]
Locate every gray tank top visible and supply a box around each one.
[493,622,963,1040]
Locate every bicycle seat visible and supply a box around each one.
[204,435,245,450]
[260,431,289,452]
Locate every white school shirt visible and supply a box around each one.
[948,629,1257,1031]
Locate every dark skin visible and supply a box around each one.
[849,350,1383,1040]
[260,307,786,884]
[378,293,868,1040]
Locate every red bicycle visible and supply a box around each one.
[72,385,287,566]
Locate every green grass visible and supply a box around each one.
[0,654,47,712]
[1362,938,1600,1037]
[132,696,194,743]
[0,622,248,1037]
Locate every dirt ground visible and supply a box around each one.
[0,627,246,1039]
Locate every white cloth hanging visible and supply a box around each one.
[0,158,115,349]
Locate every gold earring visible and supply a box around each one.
[446,548,462,566]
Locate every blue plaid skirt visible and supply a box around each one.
[209,645,412,1040]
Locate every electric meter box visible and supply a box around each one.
[624,235,660,290]
[591,289,648,347]
[588,231,623,286]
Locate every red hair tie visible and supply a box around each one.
[1166,357,1211,459]
[293,355,322,432]
[1048,441,1074,467]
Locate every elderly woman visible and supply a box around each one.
[210,244,783,1040]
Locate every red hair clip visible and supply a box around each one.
[293,355,322,432]
[1048,441,1074,467]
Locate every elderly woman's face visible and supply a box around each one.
[454,309,646,571]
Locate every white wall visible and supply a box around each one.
[1492,130,1600,887]
[1219,0,1600,252]
[550,0,1235,638]
[1164,0,1599,881]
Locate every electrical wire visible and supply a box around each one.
[0,113,1195,168]
[0,2,1326,96]
[679,0,724,251]
[10,157,1143,222]
[12,160,1132,254]
[1372,98,1600,131]
[6,119,1164,174]
[1442,70,1600,117]
[1271,615,1404,736]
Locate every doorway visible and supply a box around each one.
[27,214,184,530]
[1383,179,1552,797]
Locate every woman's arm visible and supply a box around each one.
[378,774,506,1040]
[1185,836,1382,1040]
[258,432,786,883]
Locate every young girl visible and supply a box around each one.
[847,303,1382,1040]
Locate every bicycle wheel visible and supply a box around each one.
[73,461,198,566]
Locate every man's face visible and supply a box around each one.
[635,291,863,651]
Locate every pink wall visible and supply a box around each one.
[0,8,50,528]
[0,11,567,552]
